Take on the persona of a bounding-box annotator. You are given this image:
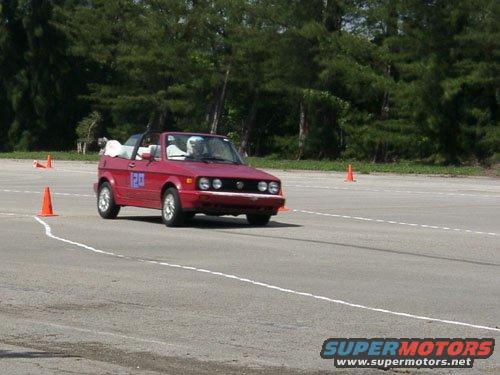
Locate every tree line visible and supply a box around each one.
[0,0,498,164]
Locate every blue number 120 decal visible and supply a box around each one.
[130,172,145,188]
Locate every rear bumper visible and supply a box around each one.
[180,190,285,215]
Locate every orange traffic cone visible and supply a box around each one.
[46,154,53,169]
[33,160,46,169]
[345,164,355,182]
[278,187,290,212]
[38,187,58,217]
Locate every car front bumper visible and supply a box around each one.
[180,190,285,215]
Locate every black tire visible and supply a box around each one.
[161,188,185,227]
[97,182,120,219]
[246,214,271,226]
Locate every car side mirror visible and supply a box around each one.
[140,152,153,161]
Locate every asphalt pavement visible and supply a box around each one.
[0,159,498,374]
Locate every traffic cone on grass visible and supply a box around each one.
[33,160,46,169]
[38,187,58,217]
[345,164,355,182]
[45,154,53,169]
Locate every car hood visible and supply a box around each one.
[168,161,279,181]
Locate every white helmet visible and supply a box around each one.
[186,136,205,156]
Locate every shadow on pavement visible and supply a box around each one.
[0,349,73,359]
[117,215,301,229]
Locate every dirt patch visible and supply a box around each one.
[0,337,338,375]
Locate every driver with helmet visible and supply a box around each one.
[186,136,207,159]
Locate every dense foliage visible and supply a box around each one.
[0,0,498,165]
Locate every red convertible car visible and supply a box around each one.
[94,131,286,226]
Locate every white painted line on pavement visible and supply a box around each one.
[0,212,33,218]
[292,209,498,237]
[285,184,500,199]
[34,217,116,256]
[1,189,93,197]
[4,185,498,202]
[34,216,500,333]
[3,188,495,236]
[54,168,96,174]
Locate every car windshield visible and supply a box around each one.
[166,134,244,164]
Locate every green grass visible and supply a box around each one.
[0,151,100,162]
[246,157,493,177]
[0,151,495,176]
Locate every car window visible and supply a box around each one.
[136,133,161,160]
[116,134,140,159]
[166,134,244,164]
[206,138,234,160]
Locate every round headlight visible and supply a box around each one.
[212,178,222,190]
[199,177,210,190]
[268,181,279,194]
[258,181,268,192]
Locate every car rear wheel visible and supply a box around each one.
[246,214,271,226]
[161,188,185,227]
[97,182,120,219]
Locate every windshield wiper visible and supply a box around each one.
[168,155,238,164]
[201,156,239,164]
[168,155,210,163]
[168,154,187,158]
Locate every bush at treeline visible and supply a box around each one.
[0,0,498,165]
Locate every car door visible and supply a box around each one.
[109,134,141,200]
[128,133,162,203]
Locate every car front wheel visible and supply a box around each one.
[97,182,120,219]
[161,188,185,227]
[246,214,271,226]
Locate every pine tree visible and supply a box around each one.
[0,0,496,162]
[449,0,500,163]
[1,0,76,150]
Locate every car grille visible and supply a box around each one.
[199,178,276,194]
[221,178,261,193]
